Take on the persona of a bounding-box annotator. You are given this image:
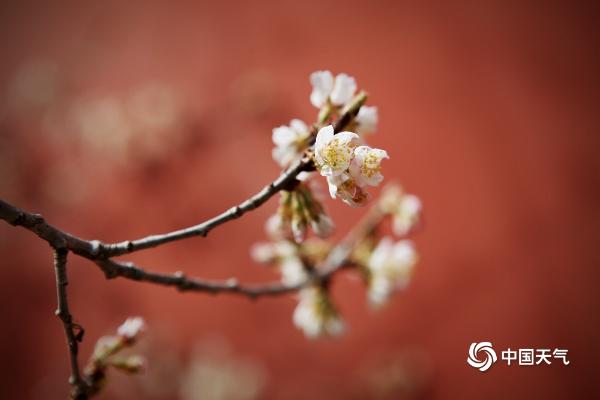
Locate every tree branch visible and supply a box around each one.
[99,93,366,257]
[99,156,314,257]
[0,92,367,261]
[0,192,367,299]
[92,198,387,300]
[53,248,88,399]
[0,88,375,400]
[96,258,303,299]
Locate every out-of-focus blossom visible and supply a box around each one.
[272,181,334,243]
[293,287,345,338]
[109,355,147,374]
[128,83,180,132]
[180,340,266,400]
[279,257,309,286]
[85,317,148,394]
[70,97,132,158]
[117,317,146,341]
[272,119,311,167]
[310,71,357,108]
[250,240,309,286]
[393,195,421,236]
[380,185,422,236]
[355,105,378,135]
[366,238,417,307]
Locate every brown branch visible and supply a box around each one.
[320,200,385,277]
[0,181,349,300]
[96,258,302,299]
[99,156,315,257]
[0,89,374,400]
[93,198,387,300]
[99,92,367,258]
[53,248,89,399]
[0,92,367,261]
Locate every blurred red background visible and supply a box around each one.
[0,1,598,399]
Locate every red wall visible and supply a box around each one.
[0,1,597,399]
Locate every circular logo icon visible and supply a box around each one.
[467,342,497,372]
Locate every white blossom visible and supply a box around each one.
[325,173,369,207]
[271,119,310,167]
[264,213,285,240]
[355,105,378,135]
[293,288,345,338]
[330,73,357,106]
[313,126,388,207]
[110,355,147,373]
[309,71,333,108]
[367,238,417,307]
[320,144,388,207]
[380,185,422,236]
[310,71,357,108]
[280,257,309,286]
[310,214,334,238]
[393,195,422,236]
[250,240,308,286]
[117,317,146,340]
[296,171,314,181]
[250,242,278,263]
[314,125,359,177]
[349,146,389,188]
[250,240,295,264]
[269,181,335,243]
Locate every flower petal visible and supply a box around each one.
[272,126,297,146]
[330,73,357,106]
[334,131,359,145]
[314,125,335,165]
[356,106,378,134]
[290,118,308,135]
[310,70,334,108]
[349,146,389,187]
[315,125,334,149]
[369,237,394,273]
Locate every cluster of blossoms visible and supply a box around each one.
[82,317,147,394]
[314,125,388,206]
[272,71,385,208]
[292,287,345,338]
[364,236,417,307]
[309,71,378,137]
[269,71,388,244]
[252,71,422,338]
[268,179,334,243]
[346,184,421,308]
[379,184,422,236]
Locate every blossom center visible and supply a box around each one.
[321,139,354,169]
[360,152,382,177]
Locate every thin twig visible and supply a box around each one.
[0,91,373,301]
[0,92,367,261]
[53,248,88,399]
[93,200,387,299]
[99,156,314,257]
[0,89,374,400]
[96,258,302,299]
[320,201,385,277]
[100,92,367,257]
